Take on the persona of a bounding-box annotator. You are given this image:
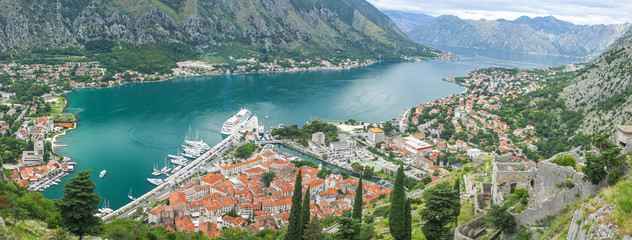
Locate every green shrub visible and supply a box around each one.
[553,155,576,167]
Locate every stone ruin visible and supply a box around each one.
[616,125,632,154]
[454,216,494,240]
[464,174,492,213]
[491,160,537,205]
[514,159,605,226]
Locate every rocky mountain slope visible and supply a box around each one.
[380,10,434,33]
[562,26,632,135]
[395,14,629,57]
[0,0,436,59]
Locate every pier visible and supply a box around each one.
[102,117,258,221]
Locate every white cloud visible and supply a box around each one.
[368,0,632,25]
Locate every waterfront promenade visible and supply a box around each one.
[102,118,257,221]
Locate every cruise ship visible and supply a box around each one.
[221,109,251,136]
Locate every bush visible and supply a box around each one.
[556,180,575,188]
[608,172,623,184]
[487,205,516,233]
[553,155,576,167]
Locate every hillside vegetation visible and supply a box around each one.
[0,0,438,64]
[562,26,632,135]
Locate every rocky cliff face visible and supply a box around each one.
[380,10,434,33]
[561,27,632,135]
[401,14,629,57]
[0,0,433,58]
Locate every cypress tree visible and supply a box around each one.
[302,216,324,240]
[286,169,303,240]
[453,178,461,226]
[404,198,412,240]
[56,170,101,240]
[300,186,311,238]
[389,165,407,240]
[420,182,461,240]
[352,177,363,221]
[454,178,460,191]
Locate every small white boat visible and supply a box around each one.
[99,170,106,178]
[128,188,136,201]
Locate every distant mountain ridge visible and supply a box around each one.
[380,10,434,33]
[0,0,438,59]
[383,11,630,57]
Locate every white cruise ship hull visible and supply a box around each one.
[221,109,251,137]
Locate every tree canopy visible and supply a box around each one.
[56,169,102,240]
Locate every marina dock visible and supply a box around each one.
[102,116,258,221]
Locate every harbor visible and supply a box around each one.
[47,52,576,209]
[103,113,261,221]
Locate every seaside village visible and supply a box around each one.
[0,58,376,91]
[0,54,593,238]
[6,113,76,190]
[143,65,591,237]
[147,145,392,237]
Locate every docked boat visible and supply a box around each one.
[171,165,182,174]
[99,170,106,178]
[147,178,164,186]
[221,109,251,136]
[258,123,264,135]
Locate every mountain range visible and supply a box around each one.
[383,11,630,57]
[0,0,437,60]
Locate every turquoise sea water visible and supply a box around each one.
[46,48,578,209]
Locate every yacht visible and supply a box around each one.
[99,170,106,178]
[258,123,264,135]
[221,109,251,136]
[171,165,182,174]
[147,178,164,186]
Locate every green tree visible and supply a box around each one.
[261,172,276,187]
[302,216,324,240]
[10,202,28,229]
[486,205,516,233]
[300,187,311,237]
[420,182,460,240]
[453,178,461,225]
[224,209,239,218]
[352,177,363,221]
[583,134,624,184]
[286,169,303,240]
[335,217,361,240]
[583,152,607,184]
[106,224,132,240]
[358,223,376,240]
[56,169,101,240]
[389,165,408,240]
[234,143,255,159]
[404,198,411,240]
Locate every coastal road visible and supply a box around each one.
[117,144,235,219]
[105,117,258,221]
[104,133,238,221]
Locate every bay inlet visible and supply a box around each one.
[46,48,578,209]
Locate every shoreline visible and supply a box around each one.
[50,96,77,161]
[78,60,381,91]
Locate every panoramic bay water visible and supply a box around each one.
[45,48,578,209]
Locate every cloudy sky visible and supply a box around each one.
[367,0,632,25]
